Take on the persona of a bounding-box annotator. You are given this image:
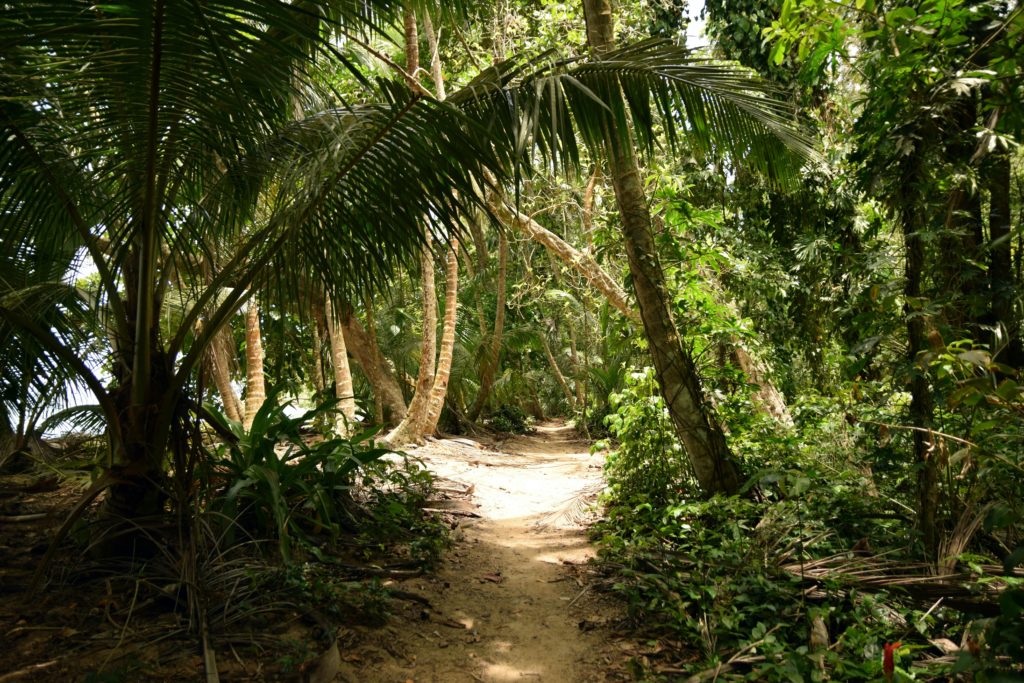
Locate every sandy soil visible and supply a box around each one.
[336,421,629,683]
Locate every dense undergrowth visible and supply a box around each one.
[35,398,448,680]
[594,364,1024,681]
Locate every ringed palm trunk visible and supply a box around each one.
[421,241,459,435]
[582,0,742,495]
[325,297,357,434]
[242,297,266,431]
[385,240,438,445]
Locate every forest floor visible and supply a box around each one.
[336,420,635,683]
[0,422,637,682]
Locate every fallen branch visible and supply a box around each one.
[0,660,59,683]
[0,513,48,523]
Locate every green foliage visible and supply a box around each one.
[487,404,532,433]
[594,378,1024,679]
[597,466,948,681]
[352,455,446,565]
[204,395,393,562]
[597,367,694,508]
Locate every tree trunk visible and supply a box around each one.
[488,193,639,323]
[386,241,438,444]
[421,10,446,100]
[340,309,407,425]
[242,297,266,431]
[422,241,460,435]
[206,327,243,423]
[567,319,586,410]
[731,347,792,426]
[987,152,1021,366]
[363,294,385,425]
[900,178,940,563]
[582,165,600,253]
[309,297,327,399]
[403,7,419,77]
[541,332,577,407]
[582,0,743,495]
[325,297,357,434]
[467,229,509,421]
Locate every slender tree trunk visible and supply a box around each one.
[582,0,742,495]
[468,229,508,421]
[309,297,327,399]
[421,10,446,100]
[403,7,419,78]
[900,178,940,563]
[582,165,600,253]
[987,152,1021,366]
[567,319,586,409]
[387,10,464,446]
[325,297,357,434]
[207,328,243,423]
[386,241,438,444]
[541,332,577,407]
[242,297,266,430]
[488,193,638,323]
[363,294,385,425]
[422,241,460,434]
[341,310,407,424]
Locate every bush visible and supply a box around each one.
[486,404,531,434]
[203,396,398,562]
[596,367,694,508]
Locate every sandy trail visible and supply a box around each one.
[336,421,624,683]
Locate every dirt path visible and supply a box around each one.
[336,421,627,683]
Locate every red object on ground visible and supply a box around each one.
[882,642,902,682]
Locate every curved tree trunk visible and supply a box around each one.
[582,0,743,495]
[488,193,638,324]
[340,309,407,425]
[242,297,266,431]
[467,229,508,421]
[325,297,357,434]
[386,241,438,445]
[541,331,577,407]
[422,240,460,435]
[207,327,243,423]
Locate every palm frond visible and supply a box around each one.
[450,38,818,184]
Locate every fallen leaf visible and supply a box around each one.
[930,638,960,654]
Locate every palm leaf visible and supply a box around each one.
[449,38,817,184]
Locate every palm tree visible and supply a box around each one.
[578,0,811,493]
[0,0,500,521]
[1,0,813,524]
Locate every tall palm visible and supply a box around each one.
[450,37,813,492]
